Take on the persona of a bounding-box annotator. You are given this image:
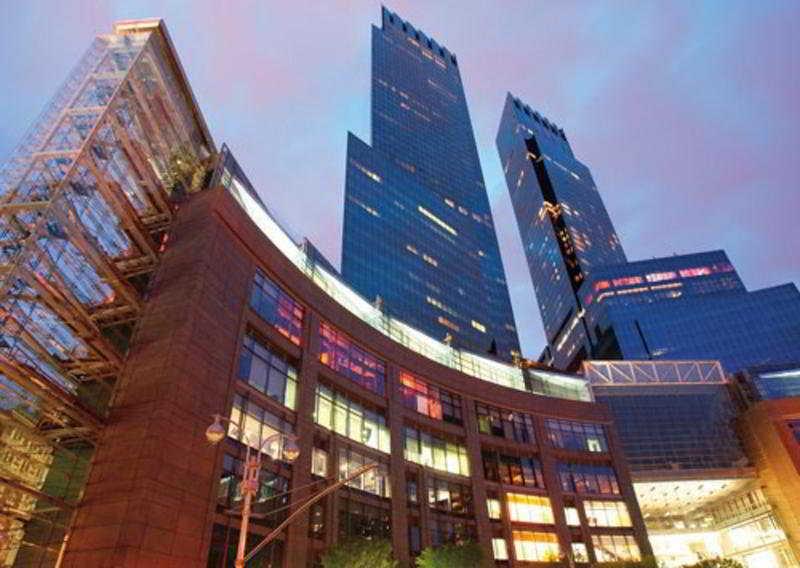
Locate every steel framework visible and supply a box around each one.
[0,19,214,566]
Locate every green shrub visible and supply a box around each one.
[320,538,398,568]
[416,542,488,568]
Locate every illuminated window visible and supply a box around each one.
[427,477,473,515]
[406,243,419,255]
[228,394,294,461]
[679,266,712,278]
[437,316,459,331]
[423,253,439,267]
[239,333,298,409]
[404,427,469,476]
[471,320,486,333]
[558,462,620,495]
[399,372,463,425]
[482,451,545,489]
[584,500,632,527]
[545,419,608,453]
[319,322,386,395]
[492,538,509,561]
[350,159,382,183]
[512,530,559,562]
[418,206,458,236]
[571,542,589,563]
[251,269,304,345]
[564,506,581,527]
[311,447,328,477]
[338,447,391,498]
[591,534,641,562]
[487,494,502,520]
[313,385,390,453]
[506,493,554,524]
[476,403,536,444]
[645,271,677,283]
[594,280,611,292]
[612,276,643,287]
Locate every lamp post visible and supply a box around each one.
[205,414,300,568]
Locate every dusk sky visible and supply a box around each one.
[2,1,798,357]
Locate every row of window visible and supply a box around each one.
[482,450,545,489]
[399,372,462,425]
[404,426,470,476]
[313,385,391,453]
[557,461,620,495]
[476,403,536,443]
[238,333,298,409]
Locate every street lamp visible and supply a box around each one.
[206,414,299,568]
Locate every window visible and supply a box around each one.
[309,502,325,538]
[506,493,554,524]
[338,496,391,540]
[564,506,581,527]
[571,542,588,563]
[584,500,632,527]
[482,450,545,489]
[313,385,390,453]
[407,474,419,505]
[645,271,677,283]
[409,522,422,555]
[545,419,608,453]
[487,492,502,520]
[400,372,463,425]
[427,477,473,515]
[228,394,294,460]
[558,462,620,495]
[238,334,298,409]
[612,276,643,287]
[319,322,386,395]
[251,270,304,345]
[492,538,509,561]
[218,453,289,528]
[404,427,469,476]
[476,403,536,443]
[338,447,391,498]
[679,267,712,278]
[592,534,641,562]
[429,518,476,547]
[512,531,559,562]
[311,447,328,477]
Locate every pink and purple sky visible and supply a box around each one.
[2,1,798,357]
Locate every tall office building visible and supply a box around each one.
[497,93,800,372]
[342,8,520,360]
[496,94,626,369]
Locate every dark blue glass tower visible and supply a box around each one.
[496,94,626,369]
[497,93,800,373]
[342,8,520,360]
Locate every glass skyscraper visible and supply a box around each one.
[496,94,625,369]
[342,8,520,360]
[497,93,800,373]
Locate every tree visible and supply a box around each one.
[320,538,398,568]
[416,542,488,568]
[683,560,745,568]
[598,557,660,568]
[161,145,212,197]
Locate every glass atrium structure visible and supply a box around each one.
[0,19,213,565]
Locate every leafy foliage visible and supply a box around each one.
[599,557,660,568]
[162,145,211,196]
[682,559,745,568]
[320,538,398,568]
[416,542,488,568]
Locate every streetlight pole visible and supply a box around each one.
[205,414,300,568]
